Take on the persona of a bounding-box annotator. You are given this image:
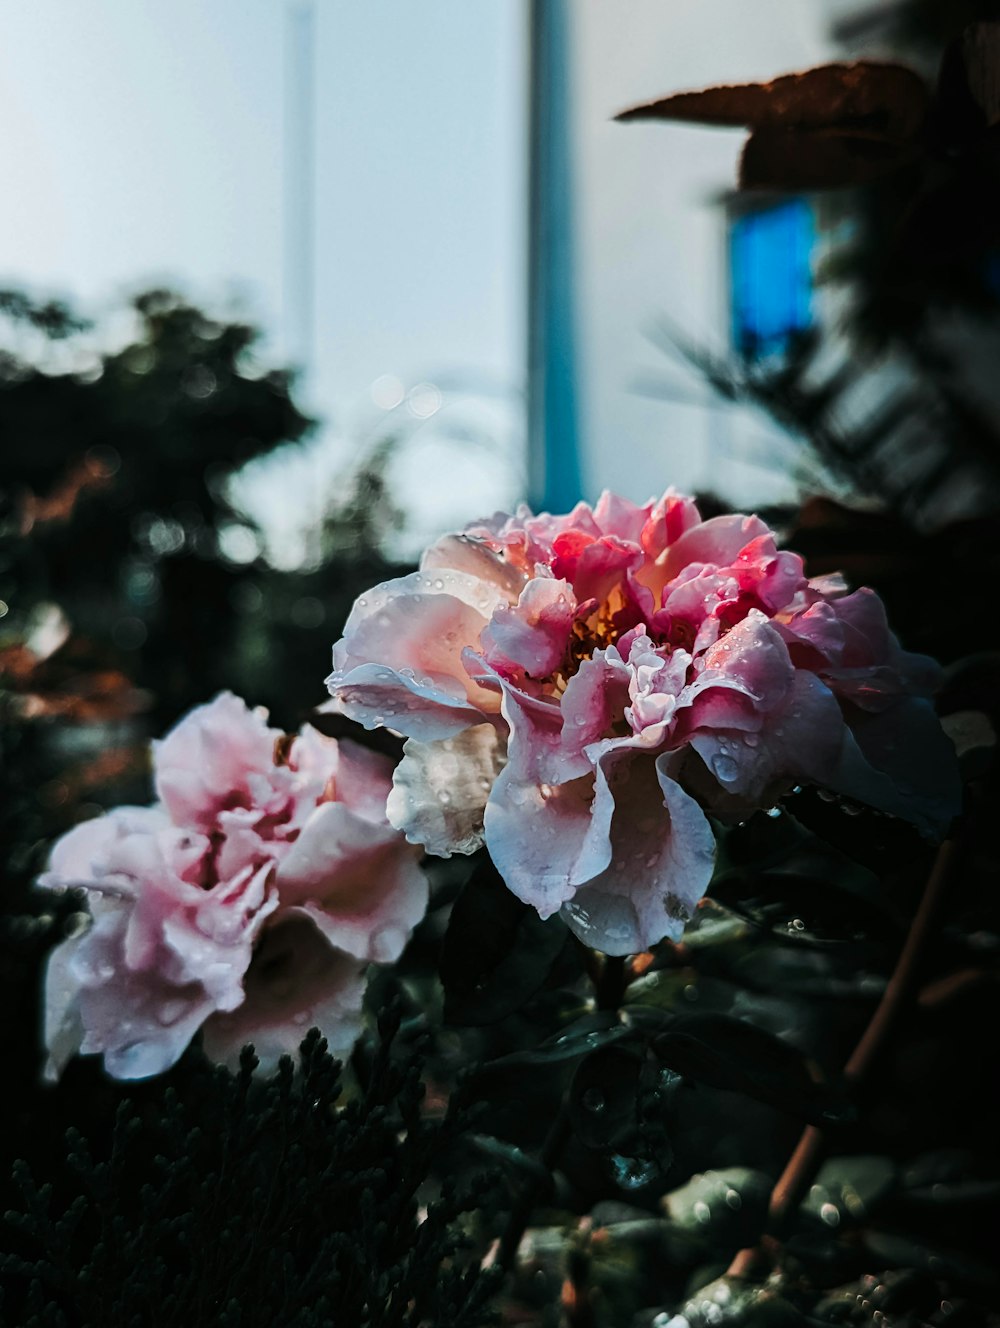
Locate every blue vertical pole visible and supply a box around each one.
[527,0,583,513]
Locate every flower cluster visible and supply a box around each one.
[41,693,426,1080]
[328,490,959,955]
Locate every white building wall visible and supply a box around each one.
[566,0,839,508]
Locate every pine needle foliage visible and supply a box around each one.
[1,1011,501,1328]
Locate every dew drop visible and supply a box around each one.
[693,1200,712,1224]
[609,1154,658,1190]
[581,1087,606,1113]
[157,998,189,1027]
[725,1188,742,1211]
[710,752,739,784]
[820,1201,841,1227]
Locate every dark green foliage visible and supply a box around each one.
[440,856,571,1026]
[0,1016,501,1328]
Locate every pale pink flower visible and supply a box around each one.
[41,693,427,1080]
[327,491,959,956]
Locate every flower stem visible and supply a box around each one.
[727,837,958,1281]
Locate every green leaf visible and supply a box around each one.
[479,1018,633,1071]
[439,856,569,1025]
[663,1167,772,1245]
[651,1013,850,1125]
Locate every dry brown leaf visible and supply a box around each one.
[616,61,929,143]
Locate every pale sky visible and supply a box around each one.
[0,1,526,557]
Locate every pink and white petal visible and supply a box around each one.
[559,649,633,766]
[420,532,525,600]
[276,802,427,962]
[687,671,846,804]
[827,697,961,839]
[592,490,653,544]
[154,693,278,830]
[495,677,574,785]
[484,764,602,919]
[200,917,367,1072]
[40,806,170,893]
[565,536,644,607]
[329,662,488,742]
[688,611,795,711]
[780,600,847,668]
[386,724,505,856]
[65,911,215,1080]
[481,577,576,679]
[661,513,771,581]
[321,737,396,825]
[337,568,509,644]
[328,574,506,738]
[640,490,702,558]
[560,753,716,955]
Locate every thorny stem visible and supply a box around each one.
[727,837,959,1281]
[496,951,632,1273]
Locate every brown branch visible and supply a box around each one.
[727,837,958,1280]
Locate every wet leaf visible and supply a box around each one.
[801,1155,897,1228]
[651,1013,849,1125]
[440,857,569,1025]
[666,1275,802,1326]
[480,1019,633,1071]
[663,1167,771,1245]
[569,1045,645,1151]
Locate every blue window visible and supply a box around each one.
[729,199,814,360]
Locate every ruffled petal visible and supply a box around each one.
[484,764,604,918]
[328,570,508,740]
[686,671,845,806]
[559,752,716,955]
[276,802,427,962]
[386,724,505,856]
[67,911,217,1080]
[481,577,576,679]
[661,513,770,581]
[200,917,366,1072]
[154,693,278,830]
[826,696,961,839]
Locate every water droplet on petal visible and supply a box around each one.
[157,998,189,1027]
[710,753,739,784]
[820,1201,841,1227]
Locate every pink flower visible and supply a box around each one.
[40,693,427,1080]
[327,491,959,956]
